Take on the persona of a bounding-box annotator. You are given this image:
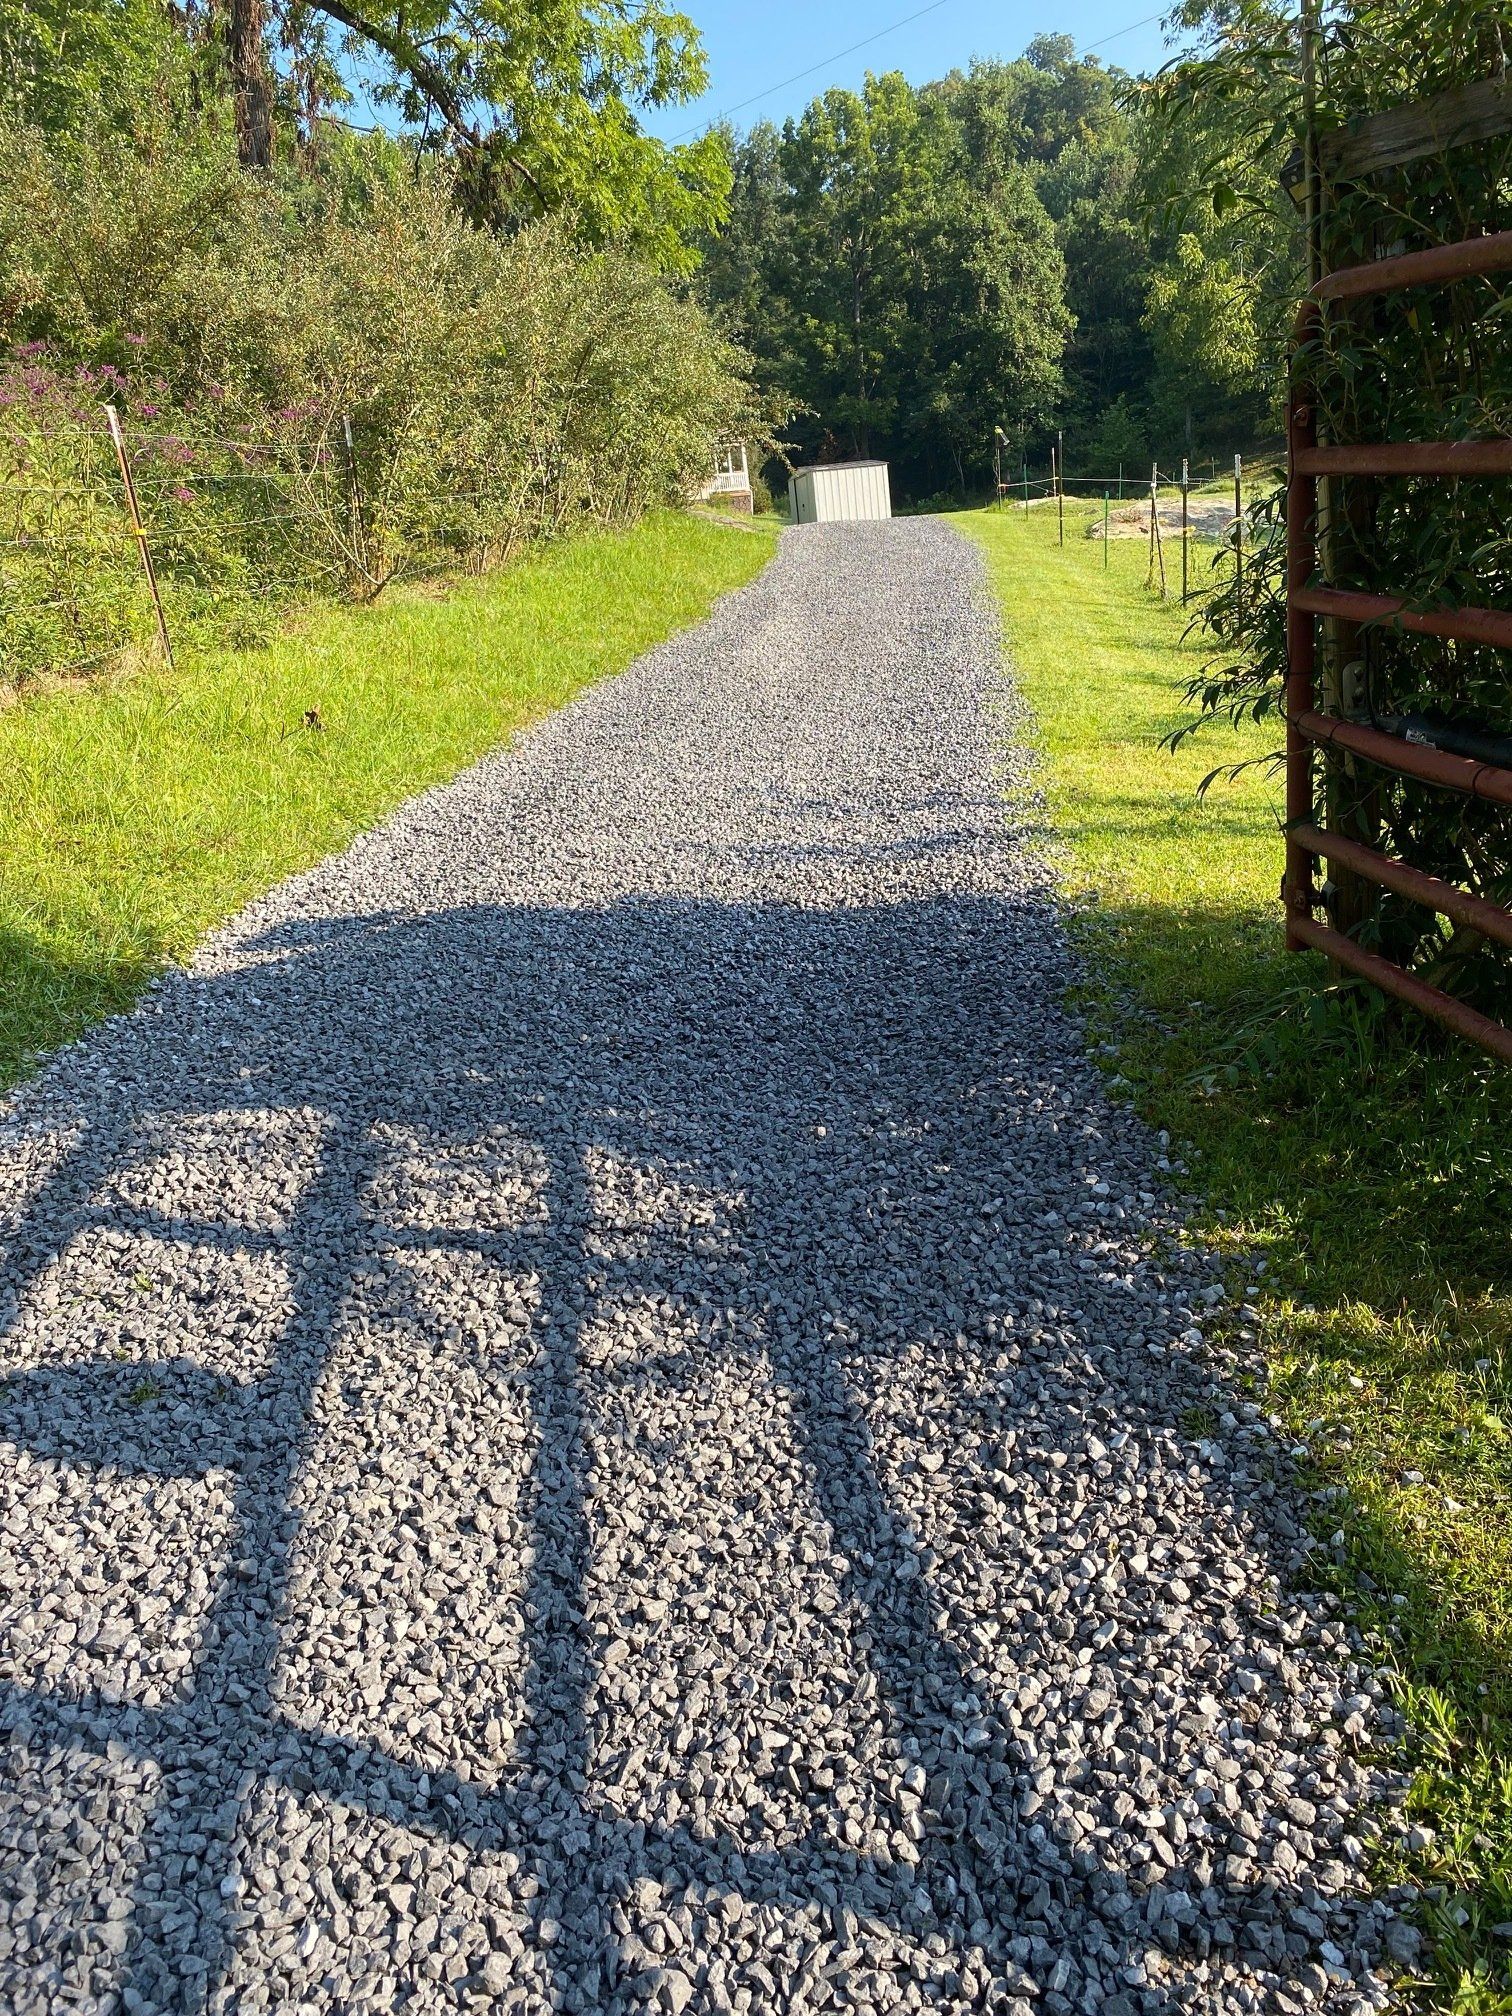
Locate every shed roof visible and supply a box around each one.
[791,459,889,475]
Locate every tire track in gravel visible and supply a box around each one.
[0,519,1401,2016]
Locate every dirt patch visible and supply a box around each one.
[1089,498,1236,542]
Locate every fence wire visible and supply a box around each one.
[0,403,644,691]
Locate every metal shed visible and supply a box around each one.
[788,460,892,525]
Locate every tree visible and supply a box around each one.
[900,152,1069,490]
[0,0,178,137]
[36,0,735,265]
[701,69,1070,497]
[939,50,1159,460]
[775,74,949,456]
[228,0,274,168]
[1143,229,1266,451]
[275,0,731,259]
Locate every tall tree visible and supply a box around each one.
[939,46,1159,460]
[276,0,729,257]
[0,0,178,136]
[703,70,1070,496]
[132,0,730,263]
[227,0,273,168]
[777,74,948,456]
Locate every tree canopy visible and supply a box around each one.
[701,68,1069,499]
[700,35,1280,502]
[2,0,731,270]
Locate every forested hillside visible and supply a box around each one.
[699,33,1286,500]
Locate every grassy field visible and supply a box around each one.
[963,499,1512,2013]
[0,510,777,1089]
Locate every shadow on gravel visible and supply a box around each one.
[0,923,153,1094]
[0,894,1381,2015]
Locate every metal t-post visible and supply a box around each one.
[104,403,174,670]
[1181,457,1190,603]
[1056,431,1065,547]
[1233,451,1244,631]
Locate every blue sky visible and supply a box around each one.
[638,0,1180,145]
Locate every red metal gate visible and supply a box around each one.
[1284,228,1512,1064]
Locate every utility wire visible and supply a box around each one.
[669,0,959,138]
[668,2,1170,143]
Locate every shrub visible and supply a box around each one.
[0,105,763,688]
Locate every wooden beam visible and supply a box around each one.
[1316,231,1512,301]
[1321,73,1512,181]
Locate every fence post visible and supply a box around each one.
[1149,461,1167,598]
[104,403,174,671]
[341,413,370,589]
[1022,461,1028,516]
[1233,450,1245,631]
[1181,457,1190,604]
[1103,490,1110,569]
[1146,462,1156,587]
[1117,462,1124,501]
[1056,430,1065,546]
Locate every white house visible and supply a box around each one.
[696,441,753,514]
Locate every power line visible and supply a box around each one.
[1072,6,1169,55]
[669,0,959,140]
[668,3,1170,144]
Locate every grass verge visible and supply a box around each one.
[962,498,1512,2013]
[0,510,777,1090]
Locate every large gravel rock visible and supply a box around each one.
[0,520,1398,2014]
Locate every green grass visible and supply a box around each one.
[963,498,1512,2013]
[0,510,776,1087]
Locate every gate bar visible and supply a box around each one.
[1294,710,1512,806]
[1317,229,1512,300]
[1296,440,1512,477]
[1293,823,1512,949]
[1290,916,1512,1064]
[1291,585,1512,652]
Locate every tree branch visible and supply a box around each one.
[307,0,480,145]
[306,0,545,200]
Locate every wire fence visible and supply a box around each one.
[992,445,1277,605]
[0,398,658,691]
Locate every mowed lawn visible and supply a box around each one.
[0,510,777,1088]
[963,499,1512,2013]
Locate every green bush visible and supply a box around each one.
[0,102,762,687]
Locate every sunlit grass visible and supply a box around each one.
[0,511,777,1087]
[964,497,1512,2013]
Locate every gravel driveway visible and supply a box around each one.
[0,520,1399,2015]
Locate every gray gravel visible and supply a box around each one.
[0,518,1399,2015]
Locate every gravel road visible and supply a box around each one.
[0,520,1401,2015]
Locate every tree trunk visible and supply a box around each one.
[226,0,273,169]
